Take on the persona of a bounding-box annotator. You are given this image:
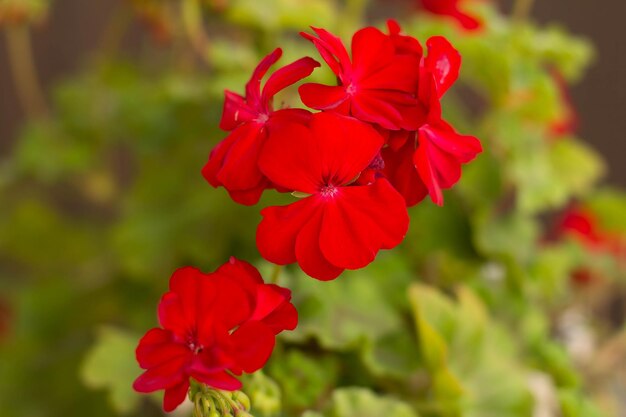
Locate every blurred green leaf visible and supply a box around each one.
[80,327,141,414]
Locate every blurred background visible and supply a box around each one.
[1,0,625,185]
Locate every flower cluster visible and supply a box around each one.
[203,21,481,280]
[133,258,297,411]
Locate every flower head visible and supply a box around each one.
[256,112,409,280]
[203,48,319,205]
[298,26,421,130]
[381,32,481,206]
[133,258,297,412]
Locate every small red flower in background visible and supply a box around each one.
[202,48,319,205]
[418,0,482,31]
[549,70,579,138]
[256,112,409,281]
[555,206,626,286]
[380,27,482,206]
[133,258,297,411]
[298,26,421,130]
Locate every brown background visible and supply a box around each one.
[1,0,625,186]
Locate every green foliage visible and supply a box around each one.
[81,327,142,414]
[302,387,419,417]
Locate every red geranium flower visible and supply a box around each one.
[298,26,421,130]
[133,258,297,411]
[256,112,409,281]
[382,32,482,206]
[554,206,626,286]
[202,48,319,205]
[418,0,482,31]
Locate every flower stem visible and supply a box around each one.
[340,0,368,38]
[270,264,282,284]
[512,0,535,23]
[4,24,48,119]
[180,0,212,65]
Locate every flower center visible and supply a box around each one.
[345,83,357,96]
[320,184,338,198]
[255,113,270,124]
[187,337,204,355]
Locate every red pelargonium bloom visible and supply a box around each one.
[418,0,482,31]
[133,258,297,412]
[202,48,319,205]
[256,112,409,281]
[298,26,421,130]
[554,206,626,286]
[382,32,482,206]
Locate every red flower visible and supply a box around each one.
[133,258,297,412]
[418,0,482,31]
[382,32,482,206]
[298,26,421,130]
[256,112,409,280]
[202,48,319,205]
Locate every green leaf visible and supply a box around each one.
[80,326,140,414]
[226,0,337,31]
[283,256,410,350]
[307,387,419,417]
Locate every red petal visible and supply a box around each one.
[308,113,385,185]
[359,54,420,92]
[133,357,188,393]
[318,179,409,269]
[136,328,189,369]
[226,180,268,206]
[216,257,264,286]
[351,27,396,80]
[163,381,190,412]
[258,119,321,193]
[257,197,322,265]
[386,19,423,57]
[351,92,404,130]
[259,112,383,192]
[220,91,256,131]
[229,321,276,373]
[424,120,482,163]
[262,57,320,103]
[301,27,352,80]
[259,298,298,333]
[249,284,297,334]
[216,123,266,192]
[451,10,481,30]
[424,36,461,98]
[382,138,429,207]
[191,369,242,391]
[295,206,344,280]
[416,123,479,205]
[299,83,349,111]
[245,48,282,107]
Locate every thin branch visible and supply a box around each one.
[512,0,536,23]
[4,24,49,119]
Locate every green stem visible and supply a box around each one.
[512,0,535,23]
[181,0,212,64]
[340,0,368,38]
[270,264,282,284]
[4,24,48,119]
